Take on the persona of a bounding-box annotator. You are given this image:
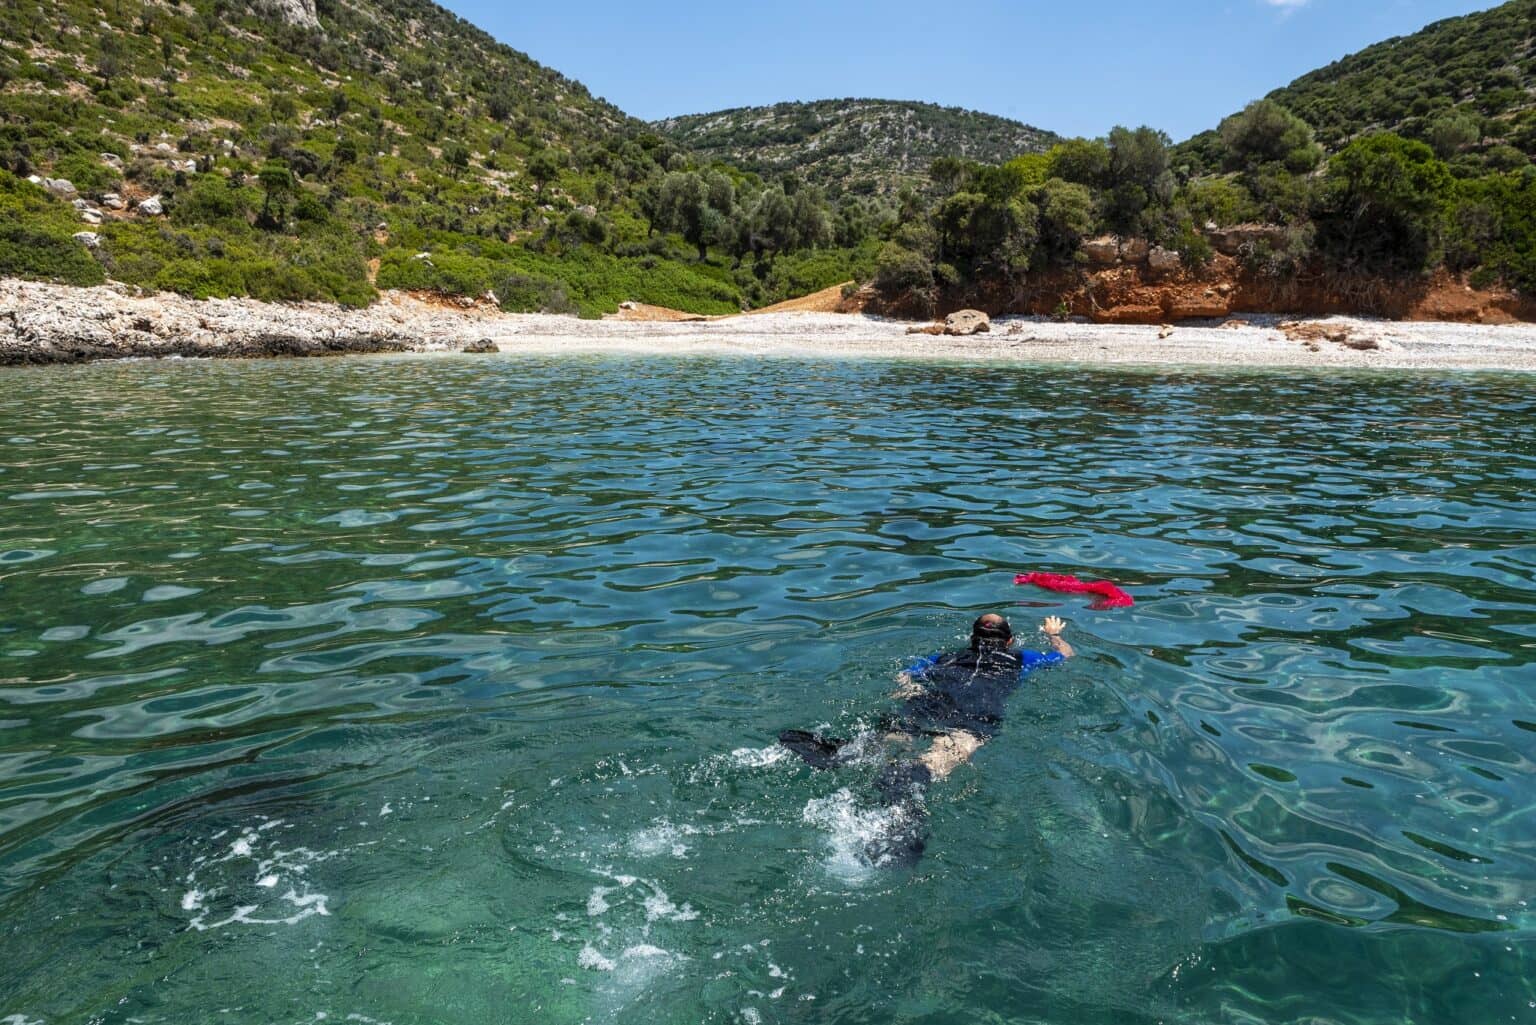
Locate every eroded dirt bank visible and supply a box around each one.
[868,255,1536,326]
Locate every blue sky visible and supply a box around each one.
[437,0,1499,140]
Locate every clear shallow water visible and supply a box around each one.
[0,355,1534,1025]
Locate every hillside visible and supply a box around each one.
[653,100,1059,197]
[0,0,865,314]
[1179,0,1535,171]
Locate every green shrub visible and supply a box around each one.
[153,257,247,298]
[1174,220,1215,270]
[497,272,576,315]
[0,222,105,285]
[171,176,250,223]
[52,152,121,195]
[873,242,934,295]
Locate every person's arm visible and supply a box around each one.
[893,653,940,698]
[1041,616,1074,659]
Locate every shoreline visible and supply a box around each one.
[5,278,1536,371]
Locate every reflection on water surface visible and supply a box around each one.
[0,355,1533,1024]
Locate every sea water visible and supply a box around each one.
[0,354,1532,1024]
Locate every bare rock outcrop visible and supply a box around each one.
[1082,236,1120,267]
[1146,246,1182,275]
[0,280,501,366]
[1208,224,1289,256]
[1118,238,1150,263]
[253,0,320,30]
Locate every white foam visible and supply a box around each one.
[578,944,616,972]
[728,745,789,769]
[627,820,695,859]
[181,821,340,931]
[378,803,393,818]
[642,886,698,923]
[801,788,918,879]
[620,944,671,960]
[587,886,613,917]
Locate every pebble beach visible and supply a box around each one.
[5,278,1536,371]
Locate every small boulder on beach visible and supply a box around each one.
[943,310,991,336]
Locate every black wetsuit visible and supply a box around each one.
[777,643,1063,867]
[890,645,1065,739]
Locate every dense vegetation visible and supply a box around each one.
[876,0,1536,313]
[2,0,1533,317]
[0,0,870,313]
[1178,0,1535,176]
[878,94,1536,312]
[654,100,1058,198]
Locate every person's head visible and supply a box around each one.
[970,613,1013,651]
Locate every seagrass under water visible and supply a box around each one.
[0,354,1533,1024]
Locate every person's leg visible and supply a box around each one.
[918,730,984,779]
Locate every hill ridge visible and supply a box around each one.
[653,98,1059,196]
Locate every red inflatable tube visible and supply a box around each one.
[1015,572,1135,610]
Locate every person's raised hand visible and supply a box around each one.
[1042,616,1066,636]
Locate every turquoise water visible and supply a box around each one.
[1,355,1534,1025]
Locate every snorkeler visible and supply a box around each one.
[779,613,1073,864]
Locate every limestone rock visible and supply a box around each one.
[44,178,78,199]
[1082,236,1120,267]
[100,152,123,167]
[254,0,320,30]
[79,209,103,225]
[73,232,102,248]
[137,195,164,216]
[462,338,498,353]
[1147,246,1182,274]
[943,309,991,336]
[155,142,175,155]
[1119,238,1150,263]
[1209,223,1289,256]
[101,193,125,210]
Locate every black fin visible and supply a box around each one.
[777,729,848,770]
[873,760,933,804]
[865,760,933,867]
[865,818,928,868]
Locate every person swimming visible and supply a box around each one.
[780,613,1074,865]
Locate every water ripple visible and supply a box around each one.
[0,357,1533,1024]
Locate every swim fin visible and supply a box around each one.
[864,760,933,867]
[873,760,933,803]
[778,729,849,770]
